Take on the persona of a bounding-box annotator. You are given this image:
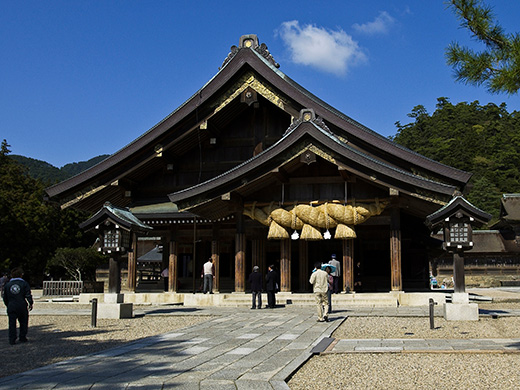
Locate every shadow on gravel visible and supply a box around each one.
[0,314,209,379]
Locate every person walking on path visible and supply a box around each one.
[248,265,263,309]
[309,262,329,322]
[2,268,33,345]
[328,254,341,294]
[325,266,333,314]
[201,258,215,294]
[265,264,279,308]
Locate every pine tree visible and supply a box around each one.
[446,0,520,94]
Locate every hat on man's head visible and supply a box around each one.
[331,254,336,259]
[253,266,259,272]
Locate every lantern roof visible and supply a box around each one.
[80,201,152,233]
[425,195,492,231]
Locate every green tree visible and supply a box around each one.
[446,0,520,94]
[0,139,96,284]
[47,247,106,281]
[391,99,520,219]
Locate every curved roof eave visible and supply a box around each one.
[246,48,472,185]
[168,120,458,208]
[46,39,470,202]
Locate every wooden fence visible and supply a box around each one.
[42,281,84,296]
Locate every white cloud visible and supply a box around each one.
[352,11,395,35]
[277,20,367,76]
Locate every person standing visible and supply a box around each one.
[0,272,8,298]
[3,268,33,345]
[248,266,263,309]
[325,266,333,313]
[202,258,215,294]
[309,262,329,322]
[328,254,341,294]
[265,264,279,308]
[161,267,169,292]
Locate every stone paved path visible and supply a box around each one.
[2,301,520,389]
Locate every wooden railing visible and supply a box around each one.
[42,281,84,296]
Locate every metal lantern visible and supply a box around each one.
[443,211,473,252]
[426,196,491,294]
[98,220,131,254]
[80,202,152,293]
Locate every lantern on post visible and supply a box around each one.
[426,195,491,320]
[80,202,152,294]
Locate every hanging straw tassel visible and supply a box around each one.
[267,220,289,240]
[300,224,323,241]
[335,224,357,239]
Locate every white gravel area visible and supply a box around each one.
[288,353,520,390]
[289,301,520,390]
[333,316,520,339]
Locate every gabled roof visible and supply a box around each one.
[45,34,472,212]
[169,109,459,218]
[499,194,520,222]
[79,202,152,233]
[425,196,492,230]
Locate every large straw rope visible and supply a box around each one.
[244,199,387,240]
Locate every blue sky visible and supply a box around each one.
[2,1,519,168]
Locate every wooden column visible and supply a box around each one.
[453,252,466,293]
[280,239,291,292]
[235,212,246,292]
[108,256,121,294]
[127,233,137,292]
[252,239,266,276]
[390,207,402,291]
[169,240,178,292]
[299,240,309,292]
[343,239,354,293]
[212,240,220,292]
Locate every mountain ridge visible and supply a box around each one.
[10,154,110,184]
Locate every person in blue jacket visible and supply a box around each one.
[2,268,33,345]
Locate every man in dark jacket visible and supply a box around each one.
[248,266,263,309]
[3,268,33,345]
[265,264,279,309]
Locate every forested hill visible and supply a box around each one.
[10,154,109,184]
[391,98,520,220]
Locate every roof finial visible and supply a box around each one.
[221,34,280,69]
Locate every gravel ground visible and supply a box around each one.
[3,291,520,388]
[288,354,520,390]
[289,298,520,390]
[0,310,211,378]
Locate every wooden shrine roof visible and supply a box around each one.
[169,110,460,219]
[45,34,472,215]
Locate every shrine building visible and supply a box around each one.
[45,35,471,300]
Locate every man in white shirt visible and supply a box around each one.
[202,258,214,294]
[309,262,329,322]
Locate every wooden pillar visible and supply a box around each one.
[453,252,466,293]
[235,212,246,292]
[169,240,178,292]
[212,240,220,292]
[343,239,354,293]
[299,240,309,292]
[127,233,137,292]
[108,256,121,294]
[252,239,266,276]
[390,207,402,291]
[280,239,291,292]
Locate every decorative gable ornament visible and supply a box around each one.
[285,108,334,136]
[221,34,280,70]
